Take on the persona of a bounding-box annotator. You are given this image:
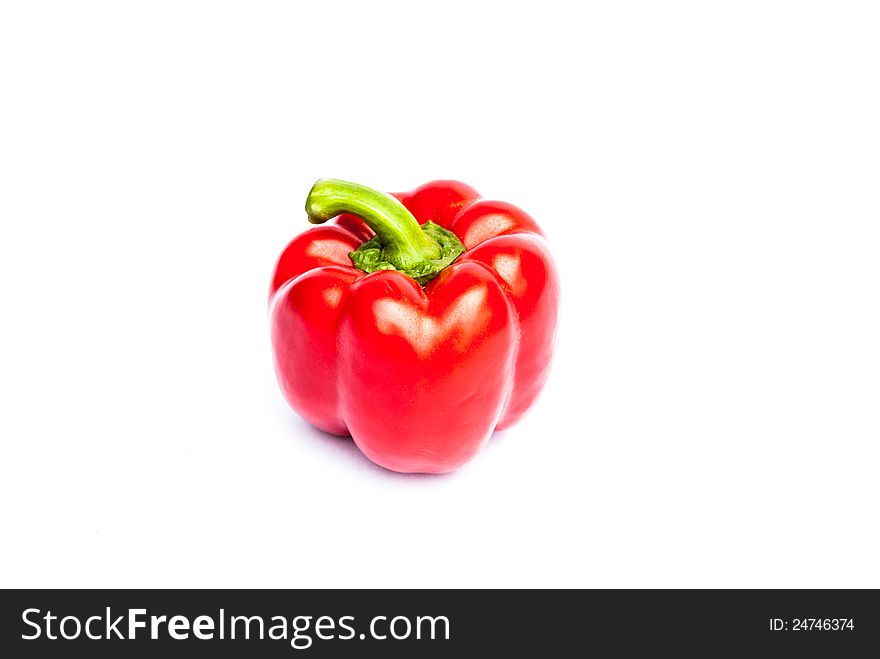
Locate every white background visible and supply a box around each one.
[1,2,878,588]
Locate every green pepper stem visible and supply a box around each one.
[306,179,441,270]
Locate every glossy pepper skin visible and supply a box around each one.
[269,179,558,474]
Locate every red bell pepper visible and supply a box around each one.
[269,179,559,473]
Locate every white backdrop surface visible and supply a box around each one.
[1,2,878,587]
